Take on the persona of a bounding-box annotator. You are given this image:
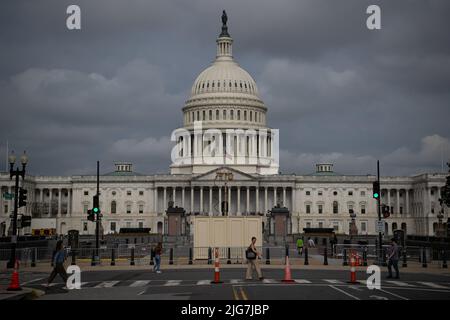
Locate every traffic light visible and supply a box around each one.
[18,188,28,207]
[20,215,31,228]
[92,194,100,215]
[372,181,380,199]
[87,209,95,222]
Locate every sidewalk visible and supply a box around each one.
[0,285,35,300]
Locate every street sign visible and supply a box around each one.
[3,192,14,200]
[376,220,385,234]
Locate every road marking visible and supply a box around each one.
[386,281,415,287]
[130,280,150,287]
[262,279,277,284]
[328,285,361,300]
[417,282,449,289]
[379,288,409,300]
[94,281,120,288]
[197,280,211,285]
[164,280,181,286]
[294,279,312,284]
[239,287,249,300]
[22,277,45,285]
[230,279,244,284]
[324,279,343,284]
[369,295,388,300]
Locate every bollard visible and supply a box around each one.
[227,247,231,264]
[285,244,289,258]
[323,247,328,265]
[343,249,348,266]
[265,247,270,265]
[402,248,407,268]
[189,247,193,265]
[71,249,76,266]
[207,247,212,265]
[169,248,174,265]
[304,247,309,265]
[31,248,36,267]
[130,247,135,266]
[362,247,368,267]
[422,247,427,268]
[150,247,154,266]
[442,250,448,269]
[91,250,96,266]
[111,248,116,266]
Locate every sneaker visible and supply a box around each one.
[259,277,265,281]
[156,270,162,274]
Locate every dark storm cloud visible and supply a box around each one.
[0,0,449,176]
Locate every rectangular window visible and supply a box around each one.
[306,191,310,196]
[223,110,226,119]
[4,205,8,214]
[361,222,367,232]
[84,191,89,196]
[139,205,144,214]
[111,222,116,232]
[318,222,323,228]
[126,222,131,228]
[244,111,247,121]
[318,205,323,214]
[400,206,403,214]
[126,204,131,214]
[139,191,144,196]
[348,191,353,196]
[333,222,339,232]
[127,191,132,196]
[138,222,144,229]
[202,110,205,120]
[361,205,366,214]
[83,222,88,232]
[306,222,311,229]
[360,191,365,196]
[230,110,234,120]
[306,205,311,214]
[318,191,323,196]
[348,205,353,213]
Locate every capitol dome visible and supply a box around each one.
[183,11,266,129]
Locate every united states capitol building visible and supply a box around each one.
[0,13,447,240]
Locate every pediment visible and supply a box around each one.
[192,166,256,181]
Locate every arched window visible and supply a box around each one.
[111,201,116,214]
[216,110,219,120]
[237,110,240,120]
[333,201,339,214]
[223,110,226,120]
[209,110,212,120]
[392,222,398,232]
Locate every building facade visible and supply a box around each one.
[0,14,448,239]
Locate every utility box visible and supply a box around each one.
[192,216,262,259]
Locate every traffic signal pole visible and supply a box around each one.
[377,160,383,265]
[7,172,20,268]
[95,161,100,265]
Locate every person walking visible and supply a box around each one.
[245,237,264,280]
[386,238,400,279]
[46,240,68,289]
[296,237,304,256]
[308,237,316,248]
[153,242,162,273]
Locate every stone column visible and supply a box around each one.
[209,187,213,216]
[387,189,391,211]
[57,189,62,217]
[49,189,52,216]
[163,187,167,210]
[172,187,176,205]
[256,187,259,213]
[283,187,286,207]
[406,190,410,217]
[396,189,400,215]
[292,187,296,213]
[190,187,194,213]
[264,187,268,213]
[67,189,72,216]
[154,188,158,213]
[200,187,204,214]
[182,187,185,208]
[237,187,241,216]
[246,187,250,214]
[228,186,231,215]
[273,187,277,207]
[218,187,222,215]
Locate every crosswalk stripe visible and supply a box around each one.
[386,281,415,287]
[262,279,277,284]
[324,279,343,284]
[130,280,150,287]
[230,279,245,284]
[94,281,120,288]
[417,282,449,289]
[164,280,181,286]
[196,280,211,285]
[294,279,312,284]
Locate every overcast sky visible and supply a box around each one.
[0,0,449,177]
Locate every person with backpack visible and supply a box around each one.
[153,242,162,273]
[245,237,264,280]
[45,240,68,289]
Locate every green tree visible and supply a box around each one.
[440,162,450,208]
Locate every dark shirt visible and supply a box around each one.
[388,243,399,261]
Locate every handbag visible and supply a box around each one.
[246,247,256,260]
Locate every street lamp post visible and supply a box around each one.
[7,151,28,269]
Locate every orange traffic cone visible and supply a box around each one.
[348,253,357,284]
[282,256,295,283]
[211,248,223,284]
[7,260,22,291]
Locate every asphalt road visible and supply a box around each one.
[8,268,450,300]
